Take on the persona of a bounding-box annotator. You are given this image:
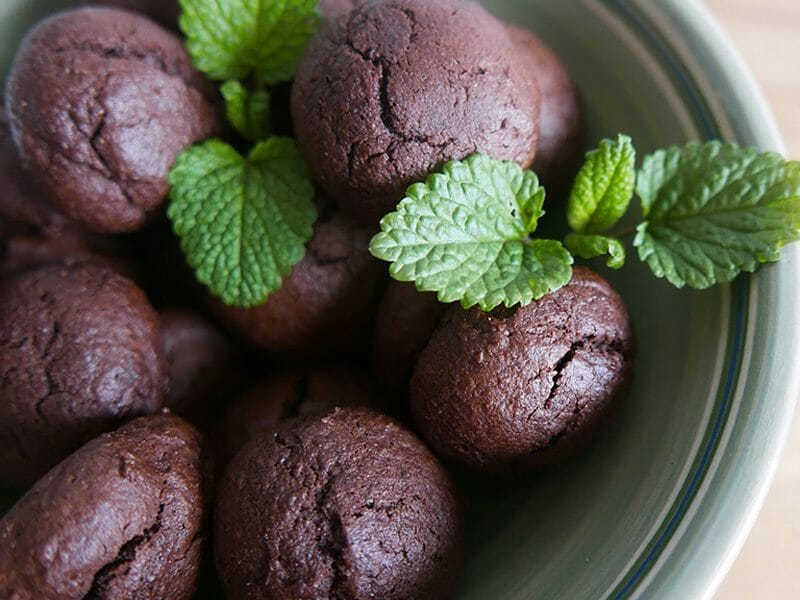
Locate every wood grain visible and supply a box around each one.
[704,1,800,598]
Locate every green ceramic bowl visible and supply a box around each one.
[2,1,799,598]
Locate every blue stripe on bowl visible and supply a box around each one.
[612,288,746,598]
[608,0,718,139]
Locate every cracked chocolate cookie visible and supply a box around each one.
[75,0,181,29]
[4,7,219,233]
[292,0,540,223]
[410,267,634,471]
[0,414,205,599]
[160,309,240,427]
[214,366,379,469]
[211,201,385,359]
[214,407,463,600]
[509,25,584,191]
[372,281,447,394]
[0,263,167,486]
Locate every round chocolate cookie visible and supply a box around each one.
[214,366,379,468]
[372,281,447,394]
[0,414,205,599]
[292,0,540,223]
[0,263,167,485]
[508,25,584,190]
[4,7,219,233]
[160,309,240,426]
[75,0,181,29]
[411,267,634,471]
[214,408,463,599]
[211,202,385,358]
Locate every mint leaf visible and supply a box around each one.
[168,137,316,307]
[221,80,272,141]
[369,154,573,311]
[568,134,636,233]
[565,233,626,269]
[179,0,319,84]
[634,142,800,288]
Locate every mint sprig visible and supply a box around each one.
[369,154,573,311]
[370,138,800,310]
[168,1,322,307]
[179,0,319,85]
[634,142,800,288]
[168,138,316,307]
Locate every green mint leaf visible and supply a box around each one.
[567,134,636,234]
[565,233,626,269]
[634,141,800,288]
[369,153,573,311]
[221,80,272,141]
[179,0,320,84]
[168,137,316,307]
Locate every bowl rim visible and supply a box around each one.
[595,1,800,598]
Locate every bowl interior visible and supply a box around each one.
[2,1,798,599]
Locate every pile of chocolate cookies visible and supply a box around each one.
[0,0,633,598]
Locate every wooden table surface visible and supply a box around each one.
[703,1,800,597]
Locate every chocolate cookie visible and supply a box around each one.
[0,263,167,485]
[211,202,385,358]
[214,366,379,468]
[509,25,584,190]
[372,281,447,393]
[0,414,205,599]
[292,0,540,223]
[214,408,463,599]
[411,267,634,471]
[75,0,181,29]
[4,8,219,233]
[160,309,239,426]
